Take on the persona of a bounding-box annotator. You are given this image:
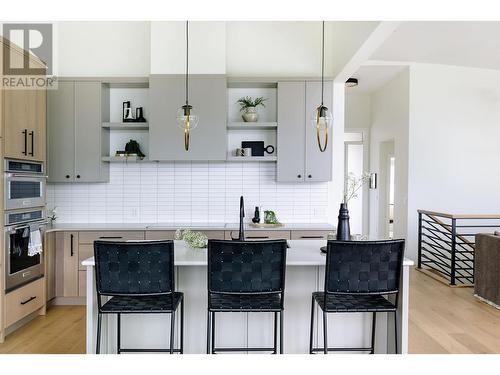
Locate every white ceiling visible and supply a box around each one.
[347,65,406,93]
[348,21,500,94]
[372,21,500,70]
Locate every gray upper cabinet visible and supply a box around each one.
[47,81,75,182]
[149,75,226,161]
[276,80,333,183]
[47,81,109,183]
[277,82,306,182]
[305,81,333,182]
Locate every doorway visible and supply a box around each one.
[378,140,395,238]
[344,132,365,235]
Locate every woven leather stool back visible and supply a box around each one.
[208,240,287,294]
[325,240,405,295]
[94,240,174,296]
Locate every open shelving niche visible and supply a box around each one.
[101,80,150,162]
[226,81,278,162]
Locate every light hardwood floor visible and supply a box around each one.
[0,268,499,354]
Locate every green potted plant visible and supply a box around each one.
[237,96,267,122]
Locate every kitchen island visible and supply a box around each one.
[83,240,413,354]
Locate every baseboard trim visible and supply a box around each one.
[49,297,86,306]
[474,294,500,310]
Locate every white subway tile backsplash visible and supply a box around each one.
[48,161,329,224]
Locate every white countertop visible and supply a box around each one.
[82,240,414,267]
[47,222,335,232]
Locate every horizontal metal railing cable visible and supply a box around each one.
[417,210,500,286]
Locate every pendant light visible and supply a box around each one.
[311,21,332,152]
[176,21,199,151]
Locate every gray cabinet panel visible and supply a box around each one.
[149,75,226,161]
[47,81,75,182]
[74,82,108,182]
[277,82,306,182]
[305,81,333,182]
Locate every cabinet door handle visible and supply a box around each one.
[65,175,70,179]
[29,131,34,156]
[300,235,324,239]
[22,129,28,155]
[308,175,312,179]
[297,174,302,178]
[20,296,37,305]
[99,236,123,239]
[70,234,74,257]
[76,175,81,179]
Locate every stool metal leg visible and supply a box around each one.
[206,311,211,354]
[322,312,328,354]
[394,311,398,354]
[117,313,121,354]
[96,313,102,354]
[279,311,284,354]
[180,297,184,354]
[170,310,176,354]
[211,312,216,354]
[273,311,278,354]
[309,295,315,354]
[370,312,376,354]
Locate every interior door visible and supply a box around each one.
[277,81,306,182]
[305,81,333,182]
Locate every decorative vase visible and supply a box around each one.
[336,203,351,240]
[242,107,259,122]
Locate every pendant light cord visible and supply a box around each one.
[321,20,324,106]
[185,20,189,106]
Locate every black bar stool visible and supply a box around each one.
[94,240,184,354]
[309,239,405,354]
[207,239,287,354]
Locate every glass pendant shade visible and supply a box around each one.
[311,105,332,131]
[176,104,199,130]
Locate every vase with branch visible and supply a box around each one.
[337,172,371,240]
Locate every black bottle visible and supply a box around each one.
[252,206,260,223]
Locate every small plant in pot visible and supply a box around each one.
[237,96,267,122]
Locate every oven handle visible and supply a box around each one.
[6,221,49,233]
[4,173,48,179]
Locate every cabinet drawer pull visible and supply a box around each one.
[22,129,28,155]
[20,296,37,305]
[247,236,270,239]
[99,236,123,239]
[29,131,34,156]
[300,236,324,239]
[70,234,74,256]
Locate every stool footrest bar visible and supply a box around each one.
[311,347,373,352]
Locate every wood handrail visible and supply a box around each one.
[418,210,500,220]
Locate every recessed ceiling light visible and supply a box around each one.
[345,78,359,88]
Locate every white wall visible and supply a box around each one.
[56,22,151,76]
[226,21,334,77]
[405,64,500,258]
[369,68,410,241]
[150,21,226,74]
[345,92,371,130]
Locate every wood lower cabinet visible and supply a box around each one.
[55,232,79,297]
[5,278,45,327]
[224,230,291,240]
[146,230,225,240]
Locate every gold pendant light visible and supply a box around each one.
[176,21,199,151]
[312,21,332,152]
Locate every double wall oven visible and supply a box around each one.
[4,159,47,291]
